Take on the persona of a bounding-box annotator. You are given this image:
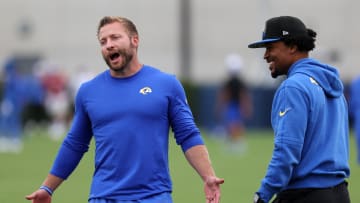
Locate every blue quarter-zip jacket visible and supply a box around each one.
[257,58,350,202]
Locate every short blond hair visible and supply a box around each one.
[97,16,138,38]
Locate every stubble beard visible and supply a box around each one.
[271,70,280,78]
[271,66,287,78]
[104,49,134,73]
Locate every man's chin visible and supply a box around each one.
[106,60,124,71]
[271,71,278,78]
[110,66,125,72]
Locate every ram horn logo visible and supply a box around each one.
[139,87,152,95]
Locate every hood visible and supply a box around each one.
[288,58,343,98]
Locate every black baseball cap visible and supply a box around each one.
[248,16,308,48]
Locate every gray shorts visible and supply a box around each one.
[89,192,172,203]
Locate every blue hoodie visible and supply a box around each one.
[257,58,350,202]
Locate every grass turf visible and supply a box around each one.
[0,129,359,202]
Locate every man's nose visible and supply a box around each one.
[105,40,115,50]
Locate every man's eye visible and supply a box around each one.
[112,35,122,40]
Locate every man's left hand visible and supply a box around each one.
[204,176,225,203]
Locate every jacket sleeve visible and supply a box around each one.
[257,85,308,202]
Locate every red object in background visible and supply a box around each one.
[41,72,67,94]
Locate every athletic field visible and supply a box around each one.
[1,129,359,202]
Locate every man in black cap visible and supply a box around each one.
[249,16,351,203]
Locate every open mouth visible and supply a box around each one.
[109,52,120,61]
[267,61,275,75]
[267,59,274,68]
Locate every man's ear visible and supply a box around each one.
[131,35,139,47]
[289,44,298,54]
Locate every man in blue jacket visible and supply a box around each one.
[248,16,350,203]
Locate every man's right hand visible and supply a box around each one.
[25,189,52,203]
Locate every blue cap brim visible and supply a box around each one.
[248,38,281,48]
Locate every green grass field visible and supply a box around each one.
[0,129,359,203]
